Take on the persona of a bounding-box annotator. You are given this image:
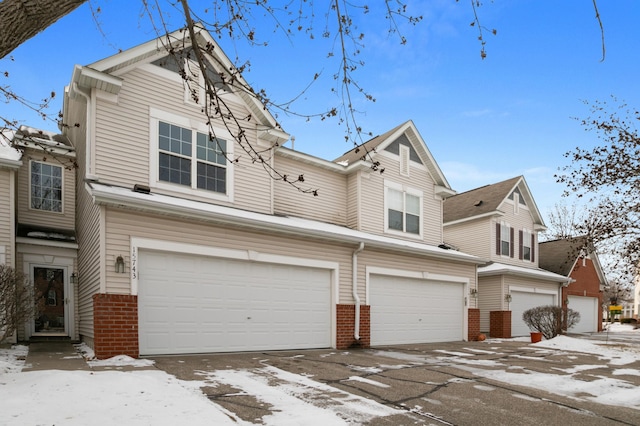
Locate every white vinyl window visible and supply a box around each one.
[150,108,233,201]
[500,223,511,256]
[30,161,63,213]
[522,229,532,261]
[385,181,422,236]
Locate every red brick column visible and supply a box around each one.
[468,308,481,341]
[93,294,139,359]
[490,310,512,338]
[336,304,370,349]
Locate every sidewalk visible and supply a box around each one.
[22,341,91,371]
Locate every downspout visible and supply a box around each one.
[72,82,94,179]
[352,242,365,341]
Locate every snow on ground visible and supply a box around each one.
[0,325,638,425]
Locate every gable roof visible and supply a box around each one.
[538,236,607,286]
[334,120,453,193]
[66,25,287,144]
[443,176,545,229]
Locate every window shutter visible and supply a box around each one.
[495,223,501,255]
[518,230,523,260]
[510,227,515,258]
[531,234,536,262]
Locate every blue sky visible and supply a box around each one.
[1,0,639,218]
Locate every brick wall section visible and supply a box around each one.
[562,258,604,331]
[93,294,139,359]
[336,304,370,349]
[467,308,480,341]
[490,310,511,338]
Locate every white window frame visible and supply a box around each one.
[384,180,423,238]
[29,160,64,214]
[149,108,234,202]
[522,228,532,261]
[500,221,511,257]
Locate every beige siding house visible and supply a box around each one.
[53,27,483,358]
[443,176,570,337]
[0,128,79,343]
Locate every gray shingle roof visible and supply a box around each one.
[333,121,408,164]
[443,176,522,223]
[538,236,590,276]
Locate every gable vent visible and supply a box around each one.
[399,145,410,176]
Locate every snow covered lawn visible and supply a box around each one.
[0,324,638,425]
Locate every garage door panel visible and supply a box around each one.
[567,296,597,333]
[370,275,464,345]
[510,291,556,336]
[138,250,332,355]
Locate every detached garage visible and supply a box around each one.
[510,291,556,337]
[369,273,465,345]
[137,249,333,355]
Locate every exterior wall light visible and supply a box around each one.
[505,293,512,303]
[470,288,478,299]
[70,272,78,284]
[115,255,125,273]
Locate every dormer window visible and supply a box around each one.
[30,161,63,213]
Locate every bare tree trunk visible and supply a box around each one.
[0,0,86,59]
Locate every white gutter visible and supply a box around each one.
[352,242,364,341]
[88,182,485,265]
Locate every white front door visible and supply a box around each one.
[369,275,465,345]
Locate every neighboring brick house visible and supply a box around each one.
[443,176,570,338]
[539,237,606,333]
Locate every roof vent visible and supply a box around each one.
[133,184,151,194]
[474,200,483,206]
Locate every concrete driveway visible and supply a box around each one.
[151,339,640,425]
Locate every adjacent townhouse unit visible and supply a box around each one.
[46,26,485,358]
[443,176,570,337]
[0,127,78,343]
[538,236,605,333]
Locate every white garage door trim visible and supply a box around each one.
[366,267,469,345]
[567,296,598,333]
[131,237,338,355]
[510,288,556,337]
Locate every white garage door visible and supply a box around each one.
[567,296,598,333]
[138,250,332,355]
[370,275,464,345]
[511,291,556,336]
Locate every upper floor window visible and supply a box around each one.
[496,222,514,257]
[151,108,233,201]
[158,121,228,194]
[30,161,62,212]
[520,229,535,262]
[385,181,422,236]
